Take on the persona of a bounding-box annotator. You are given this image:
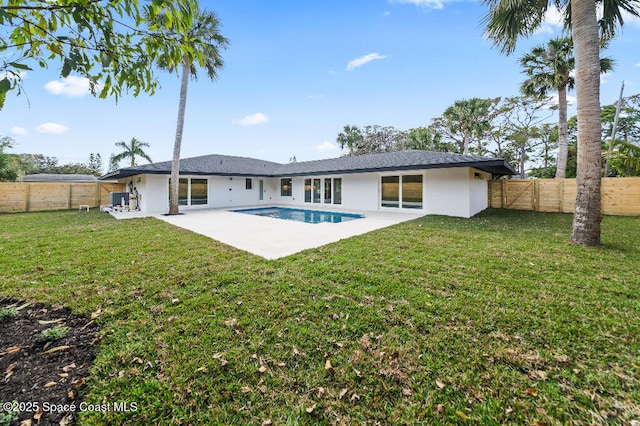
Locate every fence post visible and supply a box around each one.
[25,183,30,212]
[558,179,564,213]
[533,179,539,212]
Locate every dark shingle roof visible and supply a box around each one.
[100,150,516,180]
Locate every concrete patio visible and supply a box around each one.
[108,206,424,259]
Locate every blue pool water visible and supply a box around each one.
[231,207,364,224]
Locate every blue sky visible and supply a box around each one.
[2,0,639,171]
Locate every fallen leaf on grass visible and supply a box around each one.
[90,308,102,319]
[305,403,317,413]
[261,420,272,426]
[40,345,72,355]
[436,404,445,415]
[325,359,334,375]
[456,410,469,420]
[62,363,76,372]
[402,388,412,397]
[197,366,207,372]
[339,388,348,399]
[436,379,446,389]
[223,318,238,327]
[525,387,538,397]
[131,357,143,364]
[37,318,63,325]
[20,419,31,426]
[58,373,69,378]
[258,365,267,373]
[350,393,360,402]
[241,385,251,393]
[44,381,58,388]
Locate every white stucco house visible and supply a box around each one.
[100,150,516,218]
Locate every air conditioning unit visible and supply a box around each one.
[110,192,130,207]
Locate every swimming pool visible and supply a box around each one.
[231,207,364,224]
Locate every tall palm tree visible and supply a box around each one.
[441,98,494,155]
[111,137,152,167]
[152,6,229,215]
[519,37,613,179]
[483,0,639,246]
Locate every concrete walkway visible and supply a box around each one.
[110,206,424,259]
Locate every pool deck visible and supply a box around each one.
[109,205,424,259]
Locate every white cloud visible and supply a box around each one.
[36,122,69,134]
[11,126,27,135]
[313,141,339,153]
[389,0,447,10]
[534,6,565,35]
[233,113,269,126]
[346,53,387,71]
[636,63,640,67]
[44,76,94,97]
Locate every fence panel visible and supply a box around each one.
[0,182,125,213]
[489,177,640,216]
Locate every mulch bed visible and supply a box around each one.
[0,299,99,426]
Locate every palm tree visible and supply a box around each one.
[152,6,229,215]
[483,0,640,246]
[111,137,152,168]
[519,37,613,179]
[441,98,495,155]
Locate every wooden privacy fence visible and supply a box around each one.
[489,177,640,216]
[0,182,125,213]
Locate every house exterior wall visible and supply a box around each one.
[123,167,492,217]
[469,169,490,217]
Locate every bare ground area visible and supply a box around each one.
[0,299,99,426]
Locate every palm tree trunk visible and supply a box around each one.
[570,0,602,246]
[555,85,569,178]
[463,132,469,155]
[169,54,190,215]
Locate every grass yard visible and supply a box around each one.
[0,208,639,425]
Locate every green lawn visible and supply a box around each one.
[1,209,639,425]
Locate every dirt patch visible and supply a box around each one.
[0,299,99,426]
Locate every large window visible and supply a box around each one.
[324,179,332,204]
[382,175,422,209]
[245,178,253,190]
[191,179,208,205]
[402,175,423,209]
[169,178,208,206]
[280,178,292,196]
[304,179,312,202]
[381,176,400,208]
[333,178,342,204]
[305,177,342,204]
[313,179,321,203]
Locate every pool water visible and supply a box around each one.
[231,207,364,224]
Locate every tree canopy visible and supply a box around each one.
[0,0,203,109]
